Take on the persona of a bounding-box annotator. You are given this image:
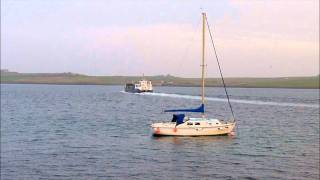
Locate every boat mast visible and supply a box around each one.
[201,12,206,116]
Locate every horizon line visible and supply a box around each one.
[1,69,319,78]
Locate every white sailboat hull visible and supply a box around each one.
[151,119,235,136]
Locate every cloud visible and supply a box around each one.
[81,0,319,77]
[2,0,318,77]
[74,24,202,76]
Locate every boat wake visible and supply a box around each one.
[122,91,319,108]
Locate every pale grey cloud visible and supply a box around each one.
[1,0,318,77]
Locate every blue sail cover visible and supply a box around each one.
[172,114,185,126]
[164,104,205,113]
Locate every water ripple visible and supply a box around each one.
[1,85,319,179]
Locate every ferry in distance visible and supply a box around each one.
[125,79,153,93]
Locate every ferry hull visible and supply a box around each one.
[125,89,153,93]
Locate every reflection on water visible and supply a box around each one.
[152,135,235,146]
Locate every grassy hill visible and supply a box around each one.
[1,70,319,89]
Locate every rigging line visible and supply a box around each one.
[205,16,236,121]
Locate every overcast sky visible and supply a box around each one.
[1,0,319,77]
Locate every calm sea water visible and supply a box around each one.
[1,84,319,179]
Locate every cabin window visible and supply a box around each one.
[195,122,200,125]
[216,123,219,125]
[187,122,193,125]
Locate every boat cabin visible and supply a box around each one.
[171,114,224,126]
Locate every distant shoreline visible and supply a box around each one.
[1,70,319,89]
[1,82,319,89]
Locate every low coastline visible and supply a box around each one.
[1,71,319,89]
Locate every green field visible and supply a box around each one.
[1,70,319,89]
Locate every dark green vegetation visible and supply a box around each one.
[1,70,319,89]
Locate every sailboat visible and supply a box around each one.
[151,12,236,136]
